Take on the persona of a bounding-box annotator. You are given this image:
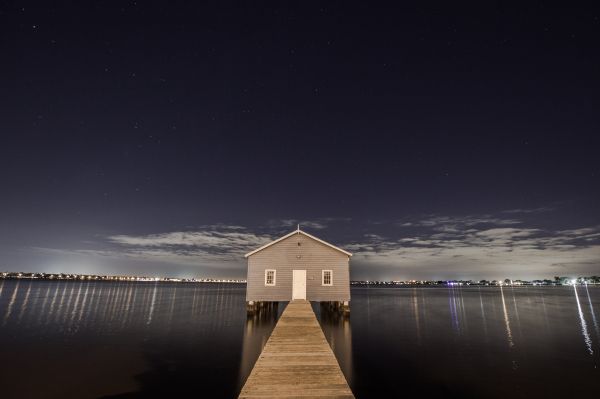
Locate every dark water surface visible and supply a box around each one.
[0,281,282,399]
[316,286,600,399]
[1,281,599,398]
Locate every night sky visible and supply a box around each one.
[1,2,599,280]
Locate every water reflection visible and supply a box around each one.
[314,302,354,386]
[347,286,600,398]
[3,280,20,325]
[510,287,523,342]
[500,285,515,348]
[0,281,282,399]
[80,283,93,323]
[573,285,593,355]
[412,289,421,345]
[449,286,461,334]
[46,282,60,325]
[37,285,51,324]
[2,282,600,399]
[17,282,32,324]
[585,284,600,338]
[147,283,158,325]
[69,283,83,331]
[238,302,282,389]
[479,288,489,341]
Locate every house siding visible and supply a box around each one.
[246,232,350,302]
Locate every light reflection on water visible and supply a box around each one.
[1,282,600,398]
[573,285,593,355]
[478,288,488,341]
[239,302,284,388]
[585,284,600,337]
[0,281,279,399]
[412,288,421,345]
[316,286,600,399]
[500,285,514,348]
[3,280,20,325]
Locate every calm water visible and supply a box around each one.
[1,281,599,398]
[317,286,600,398]
[0,281,281,398]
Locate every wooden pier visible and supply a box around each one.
[238,300,354,398]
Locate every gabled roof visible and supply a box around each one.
[244,228,353,258]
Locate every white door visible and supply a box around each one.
[292,270,307,300]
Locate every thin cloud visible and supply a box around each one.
[108,230,270,250]
[106,226,273,261]
[284,220,327,230]
[270,217,351,231]
[35,225,274,268]
[502,206,556,214]
[474,228,540,240]
[30,213,600,280]
[348,222,600,279]
[396,214,522,231]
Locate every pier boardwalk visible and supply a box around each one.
[238,300,354,398]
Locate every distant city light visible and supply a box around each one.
[0,271,246,284]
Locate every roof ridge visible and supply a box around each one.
[244,229,352,258]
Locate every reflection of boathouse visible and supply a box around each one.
[244,228,352,311]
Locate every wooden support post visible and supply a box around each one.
[342,301,350,314]
[247,301,280,316]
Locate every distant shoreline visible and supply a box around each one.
[0,272,245,284]
[2,271,598,287]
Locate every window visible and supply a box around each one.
[265,269,276,286]
[322,270,332,286]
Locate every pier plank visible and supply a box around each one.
[238,300,354,398]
